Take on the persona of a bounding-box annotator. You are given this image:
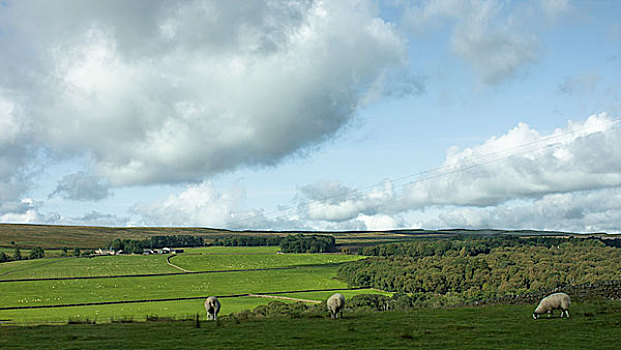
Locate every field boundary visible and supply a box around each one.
[0,287,368,310]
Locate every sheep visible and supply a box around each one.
[204,296,221,321]
[327,293,345,319]
[533,292,570,319]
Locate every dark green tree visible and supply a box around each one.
[13,247,22,261]
[73,248,81,257]
[29,246,45,259]
[0,252,8,263]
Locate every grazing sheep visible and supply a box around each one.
[204,296,221,321]
[533,292,570,319]
[327,293,345,319]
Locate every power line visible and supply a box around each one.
[228,116,621,228]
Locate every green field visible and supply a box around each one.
[0,246,362,280]
[1,301,619,349]
[0,297,295,325]
[0,255,177,280]
[2,224,619,349]
[0,244,375,325]
[184,246,282,255]
[0,266,349,308]
[171,250,362,271]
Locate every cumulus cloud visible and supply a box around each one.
[284,113,621,232]
[50,172,110,201]
[297,180,395,222]
[0,0,407,190]
[132,113,621,232]
[0,198,60,224]
[400,113,621,207]
[0,96,35,210]
[131,181,274,229]
[435,188,621,233]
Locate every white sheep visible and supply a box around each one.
[327,293,345,319]
[204,296,221,321]
[532,292,570,319]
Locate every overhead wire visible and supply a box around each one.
[227,116,621,228]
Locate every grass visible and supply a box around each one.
[1,302,619,349]
[171,251,362,271]
[183,246,281,255]
[0,255,178,280]
[0,297,293,325]
[0,266,349,308]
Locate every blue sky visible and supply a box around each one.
[1,0,620,232]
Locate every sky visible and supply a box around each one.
[1,0,620,233]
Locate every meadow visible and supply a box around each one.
[1,301,619,349]
[0,255,177,280]
[171,249,362,271]
[0,246,374,325]
[1,225,619,350]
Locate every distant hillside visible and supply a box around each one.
[0,223,612,249]
[0,224,288,249]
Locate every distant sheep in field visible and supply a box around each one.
[533,292,570,319]
[205,296,221,321]
[327,293,345,319]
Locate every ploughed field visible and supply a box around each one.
[1,301,619,350]
[0,246,372,325]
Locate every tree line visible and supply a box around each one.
[357,235,603,258]
[212,234,337,253]
[212,235,283,247]
[106,235,205,254]
[338,236,621,302]
[0,246,45,263]
[279,234,336,253]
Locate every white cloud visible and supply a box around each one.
[134,113,621,232]
[450,3,538,85]
[400,113,621,207]
[0,0,407,189]
[297,180,395,222]
[131,181,272,229]
[0,198,60,224]
[50,172,110,201]
[285,113,621,232]
[435,188,621,233]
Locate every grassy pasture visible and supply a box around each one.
[184,246,281,255]
[171,251,362,271]
[0,245,373,325]
[0,297,292,325]
[0,266,349,308]
[1,301,619,349]
[0,255,177,280]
